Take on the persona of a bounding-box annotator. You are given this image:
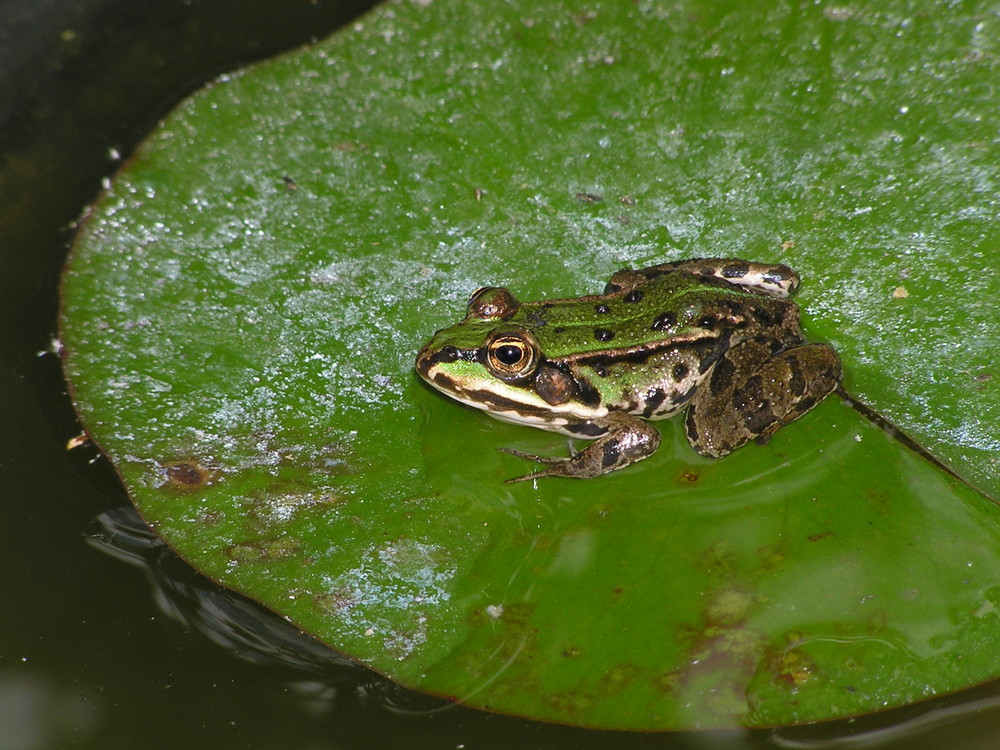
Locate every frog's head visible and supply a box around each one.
[415,286,539,395]
[415,287,593,423]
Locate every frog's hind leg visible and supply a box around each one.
[606,258,800,298]
[685,341,841,458]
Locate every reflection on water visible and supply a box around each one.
[86,507,453,717]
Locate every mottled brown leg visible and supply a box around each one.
[502,412,660,482]
[685,341,841,458]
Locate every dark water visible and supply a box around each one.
[2,1,999,747]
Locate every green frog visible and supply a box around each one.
[415,258,841,483]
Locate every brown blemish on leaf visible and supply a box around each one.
[600,663,641,694]
[652,670,682,694]
[225,537,301,564]
[704,588,756,627]
[547,689,595,715]
[771,643,818,687]
[158,459,218,490]
[807,530,834,542]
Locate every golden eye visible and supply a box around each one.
[492,339,527,367]
[483,328,540,381]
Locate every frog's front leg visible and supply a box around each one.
[685,339,841,458]
[502,412,660,483]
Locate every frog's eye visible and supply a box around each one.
[482,328,540,382]
[467,287,520,321]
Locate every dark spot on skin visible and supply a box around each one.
[672,363,690,382]
[746,404,776,434]
[594,328,615,342]
[525,311,547,328]
[676,382,699,404]
[763,269,789,285]
[567,420,607,437]
[604,282,623,294]
[601,440,621,469]
[574,348,660,370]
[624,290,643,303]
[790,395,818,416]
[787,356,806,397]
[754,333,786,356]
[596,303,611,314]
[430,346,459,365]
[749,305,779,327]
[722,262,750,279]
[576,192,604,203]
[709,356,735,394]
[642,388,666,418]
[738,376,777,433]
[553,326,566,334]
[685,406,700,442]
[735,375,764,406]
[691,331,732,373]
[651,311,676,331]
[575,379,603,408]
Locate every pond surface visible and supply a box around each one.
[1,0,999,747]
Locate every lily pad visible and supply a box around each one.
[60,0,1000,730]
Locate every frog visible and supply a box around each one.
[415,257,841,483]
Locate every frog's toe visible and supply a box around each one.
[499,447,567,466]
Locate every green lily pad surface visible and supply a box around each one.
[61,0,999,730]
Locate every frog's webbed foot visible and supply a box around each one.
[501,415,660,483]
[686,341,841,458]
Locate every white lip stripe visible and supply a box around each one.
[425,364,609,430]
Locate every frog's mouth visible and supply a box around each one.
[415,342,610,435]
